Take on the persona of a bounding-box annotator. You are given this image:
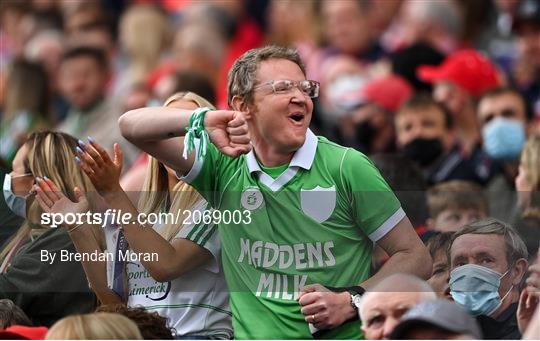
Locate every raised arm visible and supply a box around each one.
[76,140,214,282]
[118,107,251,175]
[34,178,121,304]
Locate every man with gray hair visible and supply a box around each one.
[448,218,528,339]
[119,45,431,339]
[359,273,437,340]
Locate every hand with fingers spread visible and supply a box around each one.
[297,283,354,330]
[204,110,251,157]
[34,177,89,229]
[75,138,124,196]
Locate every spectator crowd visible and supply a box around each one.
[0,0,539,339]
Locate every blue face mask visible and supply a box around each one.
[450,264,512,317]
[2,173,32,218]
[482,117,526,161]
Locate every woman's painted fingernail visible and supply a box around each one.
[76,147,83,154]
[87,136,94,143]
[78,139,85,147]
[43,176,48,180]
[75,156,81,163]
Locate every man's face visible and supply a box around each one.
[427,249,451,299]
[518,25,540,70]
[395,107,449,148]
[477,92,528,129]
[321,0,372,55]
[360,291,427,340]
[431,208,486,232]
[433,81,469,116]
[59,56,107,111]
[450,234,512,297]
[247,59,313,154]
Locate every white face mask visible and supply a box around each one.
[325,75,368,118]
[3,173,33,218]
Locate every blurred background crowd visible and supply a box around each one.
[0,0,540,339]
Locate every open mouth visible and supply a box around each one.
[288,112,305,123]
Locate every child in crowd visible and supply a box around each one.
[426,180,488,232]
[424,232,453,299]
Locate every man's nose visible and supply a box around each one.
[382,317,400,339]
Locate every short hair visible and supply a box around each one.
[96,304,173,339]
[478,87,533,121]
[427,180,488,219]
[60,46,108,70]
[45,312,143,339]
[227,45,306,107]
[0,299,32,329]
[449,218,529,266]
[425,231,453,259]
[396,94,453,129]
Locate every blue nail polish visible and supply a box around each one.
[76,146,83,154]
[87,136,94,143]
[43,176,48,180]
[36,176,40,181]
[78,139,85,147]
[75,156,81,163]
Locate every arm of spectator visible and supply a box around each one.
[118,107,250,176]
[298,217,432,329]
[34,178,121,305]
[363,216,432,288]
[77,139,213,282]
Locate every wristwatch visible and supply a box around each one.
[348,287,365,312]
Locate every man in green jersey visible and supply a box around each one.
[119,45,432,339]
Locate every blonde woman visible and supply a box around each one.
[46,312,142,339]
[516,134,540,218]
[0,132,100,326]
[35,93,232,339]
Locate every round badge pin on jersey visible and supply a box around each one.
[241,187,264,210]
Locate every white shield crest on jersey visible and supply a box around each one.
[300,186,336,223]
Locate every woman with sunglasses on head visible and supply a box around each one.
[0,131,99,326]
[35,92,232,340]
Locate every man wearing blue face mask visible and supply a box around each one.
[478,88,533,223]
[448,218,529,339]
[0,165,25,248]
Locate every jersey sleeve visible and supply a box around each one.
[175,138,222,207]
[340,149,405,242]
[174,200,221,273]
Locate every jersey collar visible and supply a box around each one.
[246,129,318,174]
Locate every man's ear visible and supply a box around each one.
[231,95,252,119]
[511,258,529,285]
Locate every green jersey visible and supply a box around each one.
[180,130,404,339]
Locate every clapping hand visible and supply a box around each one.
[75,138,123,196]
[34,177,88,229]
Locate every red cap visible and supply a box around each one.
[0,326,48,340]
[417,49,501,97]
[362,75,413,113]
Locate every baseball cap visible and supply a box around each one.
[389,299,482,340]
[417,49,501,97]
[0,326,48,340]
[362,75,413,113]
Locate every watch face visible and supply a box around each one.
[352,294,362,308]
